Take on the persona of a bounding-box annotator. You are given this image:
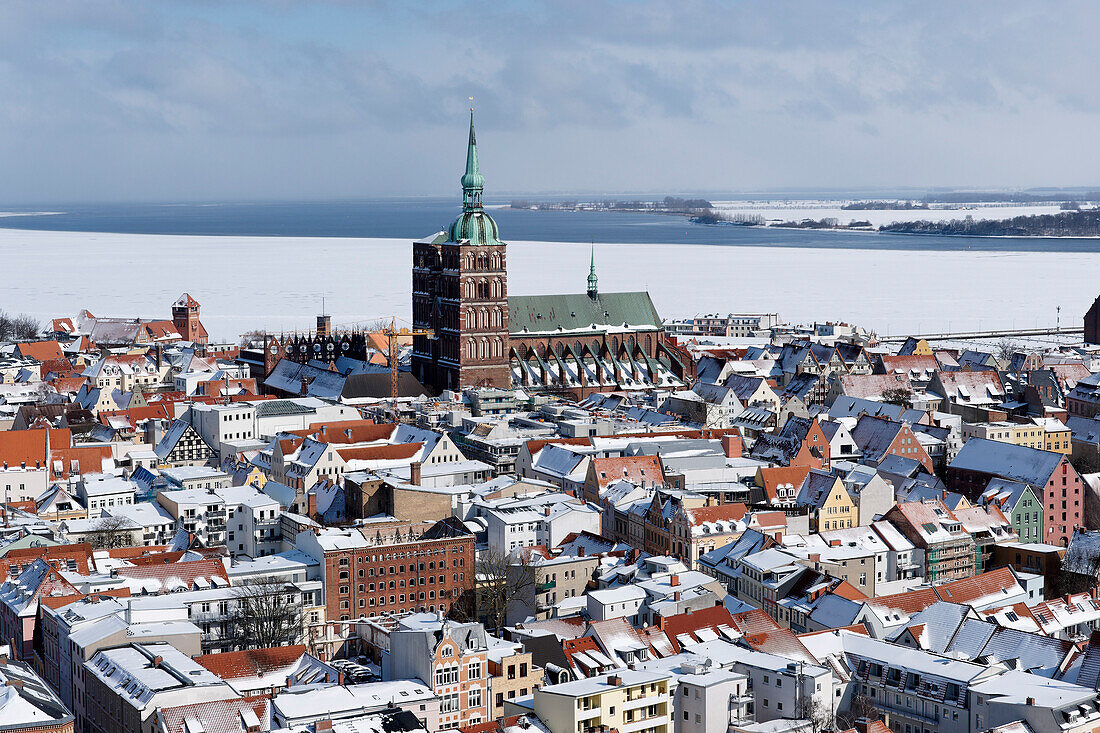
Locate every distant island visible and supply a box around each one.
[512,194,1100,237]
[841,200,929,210]
[880,208,1100,236]
[510,196,711,214]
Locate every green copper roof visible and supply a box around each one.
[448,111,502,246]
[449,210,501,245]
[587,246,599,297]
[507,292,661,335]
[460,112,484,192]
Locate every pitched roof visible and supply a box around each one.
[113,557,229,593]
[508,292,661,335]
[728,607,782,636]
[196,645,307,680]
[590,455,664,491]
[15,341,65,362]
[157,695,270,733]
[659,606,736,652]
[757,465,813,501]
[949,437,1064,485]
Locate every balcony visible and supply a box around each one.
[537,580,556,592]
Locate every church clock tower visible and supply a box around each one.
[412,113,510,393]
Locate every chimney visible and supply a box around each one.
[607,674,622,686]
[1026,697,1036,706]
[544,506,551,517]
[306,491,318,519]
[941,489,947,501]
[578,547,586,557]
[854,719,872,733]
[670,574,680,587]
[337,670,345,686]
[674,591,681,601]
[409,461,422,485]
[722,434,742,459]
[316,721,333,732]
[808,553,821,562]
[152,656,163,667]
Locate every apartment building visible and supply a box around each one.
[82,643,236,733]
[295,518,475,622]
[533,669,673,733]
[389,614,490,731]
[214,485,282,558]
[156,487,227,546]
[882,500,976,582]
[487,642,543,720]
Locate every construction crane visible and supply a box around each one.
[381,317,433,422]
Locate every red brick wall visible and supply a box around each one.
[324,536,474,621]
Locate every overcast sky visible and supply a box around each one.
[3,1,1100,203]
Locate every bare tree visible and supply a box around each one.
[13,314,40,340]
[239,330,266,348]
[882,387,914,408]
[835,693,879,730]
[994,338,1017,364]
[465,548,540,633]
[86,515,136,549]
[0,311,41,342]
[796,693,835,733]
[225,576,304,650]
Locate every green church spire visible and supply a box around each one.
[587,244,599,298]
[460,110,484,210]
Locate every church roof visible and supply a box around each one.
[508,292,661,336]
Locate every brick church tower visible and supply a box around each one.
[172,292,208,346]
[413,114,510,393]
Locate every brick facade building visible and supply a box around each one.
[297,519,475,622]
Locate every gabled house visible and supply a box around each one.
[882,499,976,582]
[153,419,216,467]
[749,416,830,468]
[850,414,935,473]
[979,478,1043,544]
[947,437,1084,546]
[795,469,857,531]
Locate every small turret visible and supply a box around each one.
[587,245,599,299]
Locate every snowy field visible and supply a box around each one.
[710,200,1066,228]
[0,227,1091,342]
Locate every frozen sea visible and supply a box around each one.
[0,225,1092,344]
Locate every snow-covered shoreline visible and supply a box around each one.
[0,226,1091,343]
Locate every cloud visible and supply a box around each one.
[2,0,1100,200]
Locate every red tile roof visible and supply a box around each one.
[99,403,174,427]
[113,557,229,591]
[684,503,749,526]
[590,455,664,491]
[728,608,782,636]
[156,695,270,733]
[1,543,92,581]
[287,420,396,445]
[196,645,307,679]
[337,442,423,462]
[49,445,113,479]
[832,580,869,601]
[934,567,1018,606]
[659,606,736,652]
[0,428,65,469]
[742,628,819,664]
[757,465,813,502]
[866,587,941,615]
[15,341,65,362]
